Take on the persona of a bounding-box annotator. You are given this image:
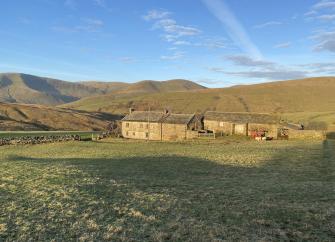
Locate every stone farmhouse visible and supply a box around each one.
[121,110,199,141]
[204,111,280,138]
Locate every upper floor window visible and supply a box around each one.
[126,123,129,128]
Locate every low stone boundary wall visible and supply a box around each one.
[288,130,326,140]
[0,135,81,146]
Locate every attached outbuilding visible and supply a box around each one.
[121,110,198,141]
[204,111,280,138]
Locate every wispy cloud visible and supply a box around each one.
[153,18,201,38]
[161,51,185,60]
[220,69,307,80]
[274,42,291,49]
[312,0,335,10]
[52,18,104,33]
[253,21,282,29]
[143,10,171,21]
[226,55,274,67]
[143,10,201,49]
[119,57,136,63]
[312,30,335,52]
[202,0,262,59]
[209,55,308,81]
[298,62,335,74]
[305,1,335,21]
[317,14,335,21]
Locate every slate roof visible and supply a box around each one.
[162,113,195,124]
[122,111,195,125]
[122,111,166,122]
[204,111,279,124]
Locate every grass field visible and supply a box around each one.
[1,139,334,241]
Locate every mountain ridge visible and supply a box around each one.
[0,73,206,106]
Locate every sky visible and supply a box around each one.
[1,0,335,87]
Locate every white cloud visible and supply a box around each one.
[312,30,335,52]
[52,18,104,33]
[161,51,185,60]
[210,55,308,81]
[119,57,136,63]
[226,55,274,67]
[312,1,335,10]
[143,10,171,21]
[154,18,201,37]
[304,10,318,17]
[274,42,291,49]
[201,38,227,49]
[298,62,335,74]
[202,0,263,59]
[253,21,283,29]
[317,14,335,21]
[221,69,308,80]
[173,40,191,46]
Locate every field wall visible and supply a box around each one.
[288,130,326,140]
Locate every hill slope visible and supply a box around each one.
[0,102,120,131]
[63,77,335,122]
[0,73,105,105]
[0,73,205,106]
[80,79,206,95]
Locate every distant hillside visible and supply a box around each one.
[80,79,206,95]
[0,73,205,106]
[0,73,104,105]
[62,77,335,126]
[0,102,120,131]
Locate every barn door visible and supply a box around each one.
[234,124,246,135]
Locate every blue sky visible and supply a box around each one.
[1,0,335,86]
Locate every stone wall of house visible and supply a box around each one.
[122,121,162,140]
[161,123,187,141]
[186,130,199,139]
[288,130,326,140]
[204,120,233,135]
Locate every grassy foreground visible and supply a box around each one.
[0,139,334,241]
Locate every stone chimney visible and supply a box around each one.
[129,108,135,114]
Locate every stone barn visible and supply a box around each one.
[121,110,198,141]
[204,111,280,138]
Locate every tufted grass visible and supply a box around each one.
[0,139,334,241]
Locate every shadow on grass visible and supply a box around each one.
[2,141,335,241]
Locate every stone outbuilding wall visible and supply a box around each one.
[204,112,280,138]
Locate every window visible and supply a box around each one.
[146,124,149,129]
[133,132,135,136]
[145,132,149,138]
[219,122,224,127]
[126,131,129,136]
[126,123,129,128]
